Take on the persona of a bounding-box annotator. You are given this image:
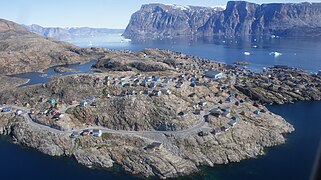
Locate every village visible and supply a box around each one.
[0,54,273,146]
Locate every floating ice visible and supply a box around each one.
[269,51,282,57]
[244,52,251,55]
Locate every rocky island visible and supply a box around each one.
[0,17,321,179]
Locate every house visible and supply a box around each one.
[190,82,196,87]
[228,120,237,126]
[128,90,136,95]
[52,113,64,120]
[198,130,209,137]
[152,76,160,82]
[193,109,201,115]
[143,90,152,95]
[231,116,240,121]
[198,101,207,107]
[80,101,88,107]
[212,127,222,135]
[204,70,223,79]
[161,89,171,95]
[1,107,12,113]
[221,124,229,132]
[16,109,23,116]
[104,76,110,81]
[90,101,97,107]
[92,129,102,137]
[210,108,222,117]
[152,90,162,96]
[47,99,56,104]
[178,111,188,117]
[226,97,232,102]
[69,131,79,138]
[81,129,90,136]
[144,142,163,151]
[149,82,157,88]
[175,83,184,88]
[119,81,126,86]
[254,110,261,115]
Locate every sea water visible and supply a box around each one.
[2,35,321,179]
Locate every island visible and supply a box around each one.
[1,17,321,179]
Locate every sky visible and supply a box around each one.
[1,0,320,29]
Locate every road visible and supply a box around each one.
[3,104,207,138]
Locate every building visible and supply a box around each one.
[210,108,222,117]
[69,131,79,138]
[161,89,171,95]
[231,116,240,121]
[1,107,12,113]
[228,120,237,126]
[92,129,102,137]
[80,101,88,107]
[193,109,201,115]
[86,97,96,102]
[178,111,188,117]
[318,70,321,76]
[149,82,157,88]
[16,109,23,116]
[204,70,223,79]
[144,142,163,151]
[254,110,261,115]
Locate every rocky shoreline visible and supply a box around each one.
[0,49,303,179]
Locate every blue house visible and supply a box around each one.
[149,82,157,88]
[204,70,223,79]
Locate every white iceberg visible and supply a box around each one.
[244,52,251,55]
[269,51,282,57]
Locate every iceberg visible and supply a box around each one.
[269,51,282,57]
[244,52,251,55]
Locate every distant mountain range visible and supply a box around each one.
[123,1,321,39]
[25,24,124,40]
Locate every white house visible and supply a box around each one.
[204,70,223,79]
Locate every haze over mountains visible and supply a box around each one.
[123,1,321,39]
[25,24,124,40]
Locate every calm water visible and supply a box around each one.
[1,101,321,180]
[11,60,98,87]
[2,36,321,179]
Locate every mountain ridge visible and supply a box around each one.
[123,1,321,39]
[25,24,124,40]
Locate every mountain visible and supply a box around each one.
[123,1,321,39]
[122,3,223,39]
[0,19,91,75]
[26,24,124,40]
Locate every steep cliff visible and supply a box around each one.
[123,1,321,39]
[122,3,223,39]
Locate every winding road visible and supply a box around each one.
[6,104,207,138]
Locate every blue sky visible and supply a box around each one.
[0,0,320,28]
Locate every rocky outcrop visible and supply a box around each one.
[25,24,124,40]
[0,19,93,75]
[234,66,321,104]
[123,1,321,39]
